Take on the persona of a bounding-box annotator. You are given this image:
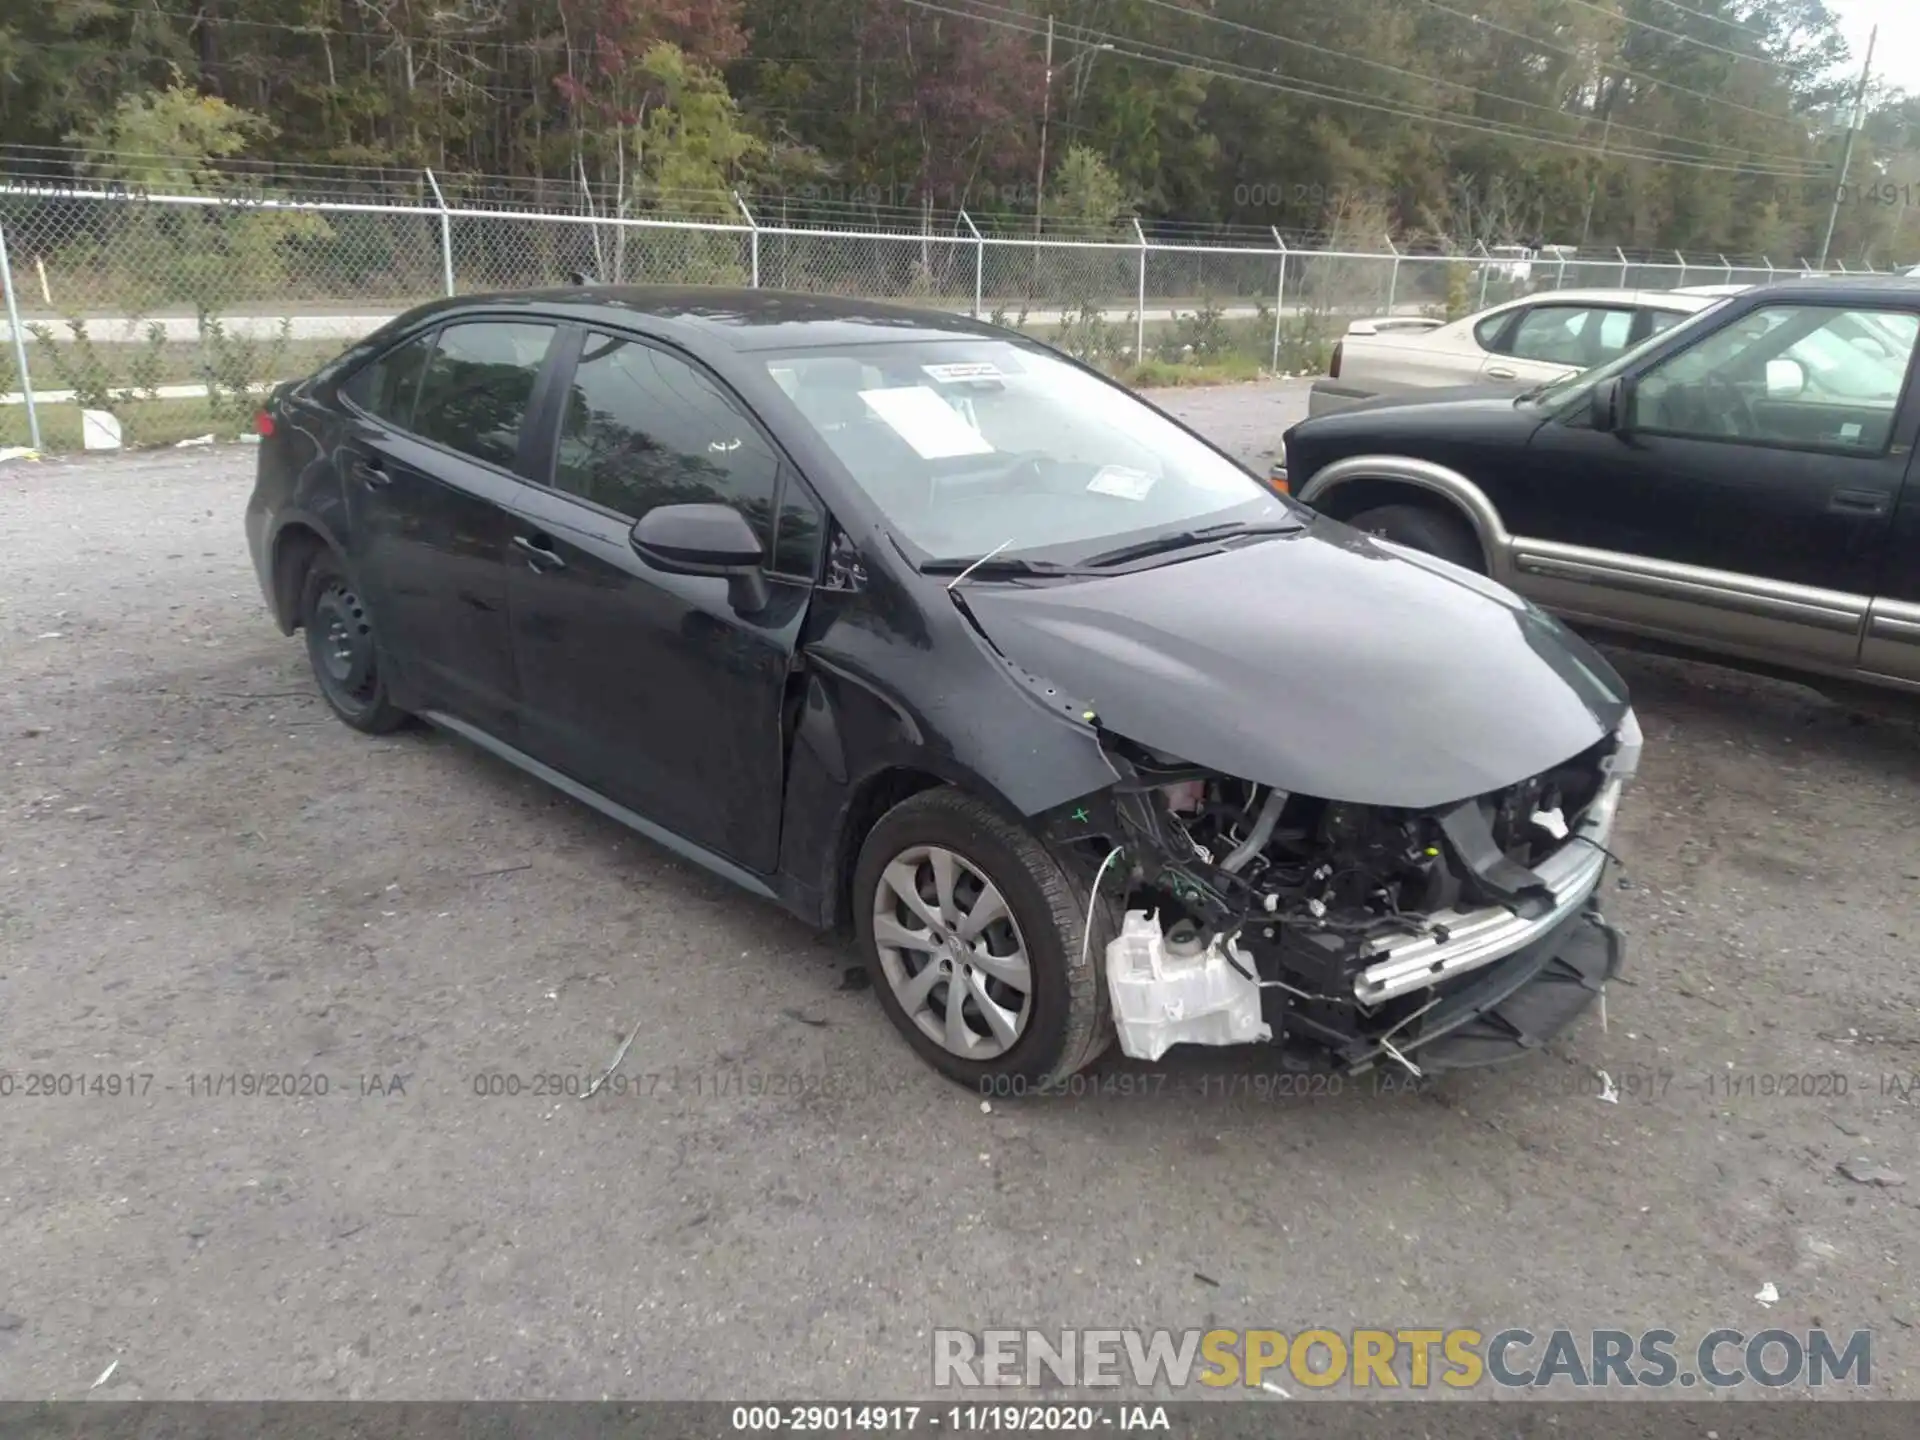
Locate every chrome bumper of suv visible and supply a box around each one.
[1353,712,1638,1005]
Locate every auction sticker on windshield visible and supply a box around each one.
[923,362,1004,383]
[859,386,996,459]
[1086,466,1156,500]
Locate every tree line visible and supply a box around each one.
[3,0,1917,260]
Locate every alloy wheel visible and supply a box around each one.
[870,844,1033,1060]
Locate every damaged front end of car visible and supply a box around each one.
[1086,711,1642,1076]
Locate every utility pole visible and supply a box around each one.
[1578,107,1615,252]
[1035,15,1055,239]
[1818,24,1876,272]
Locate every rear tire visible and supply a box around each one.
[853,788,1118,1090]
[298,550,410,734]
[1346,502,1486,573]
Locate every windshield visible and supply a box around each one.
[762,339,1289,564]
[1526,297,1733,409]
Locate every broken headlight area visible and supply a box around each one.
[1095,715,1637,1073]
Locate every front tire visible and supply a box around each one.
[853,788,1118,1089]
[298,550,410,734]
[1347,502,1486,573]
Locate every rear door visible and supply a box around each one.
[340,318,561,737]
[1480,302,1637,386]
[501,327,820,872]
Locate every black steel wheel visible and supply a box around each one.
[299,551,409,733]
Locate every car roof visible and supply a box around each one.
[1469,288,1715,313]
[407,286,1009,352]
[1729,276,1920,303]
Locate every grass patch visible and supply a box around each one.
[10,397,255,453]
[1116,355,1268,388]
[25,335,345,390]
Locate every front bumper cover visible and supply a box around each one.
[1352,771,1623,1005]
[1339,903,1623,1075]
[1100,711,1641,1069]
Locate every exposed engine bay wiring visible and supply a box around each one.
[1080,844,1124,978]
[1089,730,1614,1065]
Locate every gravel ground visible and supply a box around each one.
[2,380,1917,1401]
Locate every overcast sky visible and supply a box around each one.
[1828,0,1917,90]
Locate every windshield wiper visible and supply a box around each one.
[1080,519,1298,569]
[918,555,1087,579]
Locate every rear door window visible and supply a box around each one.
[344,332,434,425]
[411,321,557,469]
[1507,306,1633,367]
[1643,308,1689,339]
[1472,313,1512,351]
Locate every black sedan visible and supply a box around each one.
[247,288,1642,1087]
[1278,278,1920,699]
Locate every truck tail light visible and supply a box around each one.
[1329,341,1344,379]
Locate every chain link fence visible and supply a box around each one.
[2,184,1911,451]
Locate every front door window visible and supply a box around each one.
[1634,304,1918,451]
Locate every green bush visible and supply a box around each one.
[28,318,119,415]
[1158,297,1231,363]
[1050,300,1132,366]
[199,315,293,427]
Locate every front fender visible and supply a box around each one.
[775,597,1125,928]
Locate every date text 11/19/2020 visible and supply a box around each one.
[0,1071,409,1099]
[729,1406,1172,1432]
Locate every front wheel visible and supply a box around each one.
[853,788,1118,1089]
[1346,502,1486,574]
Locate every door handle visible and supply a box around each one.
[1829,488,1890,517]
[512,534,568,572]
[351,458,391,489]
[1485,365,1518,380]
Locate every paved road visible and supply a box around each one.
[2,384,1916,1401]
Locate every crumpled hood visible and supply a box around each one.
[961,524,1630,809]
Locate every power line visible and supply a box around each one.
[70,2,841,68]
[52,0,1838,181]
[1062,2,1832,174]
[912,0,1831,177]
[1135,0,1814,171]
[1546,0,1804,70]
[85,0,1819,141]
[1394,0,1815,128]
[1644,0,1770,33]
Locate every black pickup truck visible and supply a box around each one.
[1275,277,1920,699]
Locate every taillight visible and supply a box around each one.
[254,411,275,437]
[1328,341,1343,379]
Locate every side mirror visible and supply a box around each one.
[630,502,769,613]
[1590,376,1634,434]
[1765,357,1807,400]
[1588,379,1616,431]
